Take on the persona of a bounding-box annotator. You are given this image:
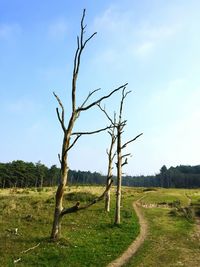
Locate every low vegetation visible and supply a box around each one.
[0,186,139,266]
[126,189,200,267]
[0,187,199,266]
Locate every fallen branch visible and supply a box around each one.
[60,180,113,217]
[21,242,40,254]
[14,258,21,264]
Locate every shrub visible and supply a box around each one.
[143,188,157,192]
[169,205,195,222]
[64,191,97,202]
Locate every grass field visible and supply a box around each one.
[126,188,200,267]
[0,187,199,267]
[0,186,139,267]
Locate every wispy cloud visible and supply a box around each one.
[93,6,130,34]
[48,18,68,40]
[134,23,181,59]
[0,23,21,40]
[92,6,182,63]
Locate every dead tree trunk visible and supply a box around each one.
[105,128,116,212]
[114,88,143,225]
[50,9,127,240]
[115,125,122,223]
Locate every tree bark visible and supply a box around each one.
[115,126,122,224]
[51,133,71,240]
[105,131,116,212]
[105,176,112,212]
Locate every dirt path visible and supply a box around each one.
[107,199,148,267]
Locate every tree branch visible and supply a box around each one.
[60,180,113,217]
[21,243,40,254]
[122,158,128,167]
[77,83,128,112]
[83,32,97,48]
[80,88,101,109]
[53,92,66,132]
[71,9,97,113]
[121,133,143,149]
[97,103,115,126]
[121,153,131,159]
[58,154,62,165]
[72,125,111,136]
[119,88,131,122]
[66,134,81,152]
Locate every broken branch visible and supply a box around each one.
[72,125,111,136]
[21,243,40,254]
[80,88,101,109]
[53,92,66,132]
[77,83,128,112]
[60,180,113,217]
[121,133,143,149]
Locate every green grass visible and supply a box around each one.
[1,187,200,267]
[125,188,200,267]
[0,187,139,267]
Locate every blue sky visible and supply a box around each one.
[0,0,200,175]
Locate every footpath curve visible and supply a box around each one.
[107,198,148,267]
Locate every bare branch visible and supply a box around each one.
[60,181,113,217]
[80,88,101,109]
[111,151,117,162]
[77,83,128,112]
[21,243,40,254]
[97,103,115,126]
[53,92,66,132]
[58,154,62,165]
[14,258,21,264]
[53,92,64,121]
[72,125,111,136]
[119,88,131,122]
[122,158,128,167]
[121,133,143,149]
[66,134,81,152]
[121,153,131,159]
[71,9,97,113]
[83,32,97,48]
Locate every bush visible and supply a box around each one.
[65,191,97,202]
[143,188,157,192]
[168,200,181,208]
[169,205,195,222]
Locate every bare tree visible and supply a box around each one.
[115,88,143,224]
[98,89,142,223]
[97,105,117,212]
[50,9,127,240]
[105,127,117,212]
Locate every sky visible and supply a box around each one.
[0,0,200,176]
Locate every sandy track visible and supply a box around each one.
[107,200,148,267]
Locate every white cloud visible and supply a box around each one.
[48,18,68,40]
[0,23,21,40]
[138,22,181,40]
[92,6,182,63]
[93,6,129,34]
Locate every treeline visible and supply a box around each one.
[123,165,200,188]
[0,161,200,188]
[0,160,106,188]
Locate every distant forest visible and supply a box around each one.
[0,160,200,188]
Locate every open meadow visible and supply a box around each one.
[0,186,199,266]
